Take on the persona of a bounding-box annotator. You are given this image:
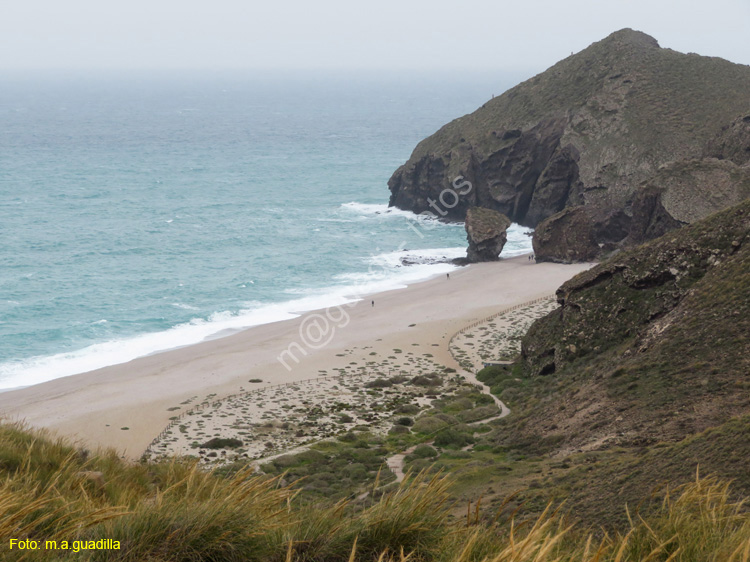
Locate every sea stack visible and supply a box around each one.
[464,207,511,262]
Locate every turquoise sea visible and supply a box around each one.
[0,71,531,389]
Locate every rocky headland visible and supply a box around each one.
[388,28,750,262]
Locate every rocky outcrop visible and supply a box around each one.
[522,199,750,378]
[704,114,750,166]
[628,158,750,245]
[532,205,630,263]
[387,29,750,261]
[464,207,511,262]
[534,145,750,262]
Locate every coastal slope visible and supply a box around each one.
[473,199,750,524]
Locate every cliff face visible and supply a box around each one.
[535,152,750,262]
[531,204,630,263]
[388,29,750,260]
[627,158,750,245]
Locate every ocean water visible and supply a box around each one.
[0,71,531,390]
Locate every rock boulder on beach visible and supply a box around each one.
[464,207,511,262]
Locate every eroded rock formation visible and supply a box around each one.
[522,199,750,377]
[464,207,511,262]
[628,158,750,245]
[532,205,630,263]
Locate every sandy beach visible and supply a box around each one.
[0,255,593,459]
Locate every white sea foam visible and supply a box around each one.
[363,247,467,269]
[503,223,535,256]
[0,268,436,390]
[340,202,400,215]
[171,303,200,311]
[0,302,300,390]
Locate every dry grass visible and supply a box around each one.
[0,422,748,561]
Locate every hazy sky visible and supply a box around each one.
[1,0,748,73]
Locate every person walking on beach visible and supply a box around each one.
[371,300,374,307]
[446,273,450,280]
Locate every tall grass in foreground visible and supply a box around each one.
[0,423,748,561]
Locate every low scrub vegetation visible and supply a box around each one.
[1,423,750,561]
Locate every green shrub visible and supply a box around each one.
[395,404,420,414]
[500,387,521,402]
[433,428,472,448]
[366,378,393,388]
[412,416,449,435]
[413,445,438,458]
[457,405,499,422]
[443,397,473,412]
[200,437,242,449]
[475,393,496,406]
[295,450,326,463]
[410,374,442,387]
[477,365,512,387]
[441,450,471,459]
[433,413,459,425]
[389,425,410,435]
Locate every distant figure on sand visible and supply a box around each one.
[371,300,374,307]
[446,273,450,280]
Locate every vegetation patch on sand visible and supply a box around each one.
[144,352,464,467]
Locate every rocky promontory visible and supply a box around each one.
[464,207,511,262]
[387,29,750,261]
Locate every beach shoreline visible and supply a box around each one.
[0,255,593,459]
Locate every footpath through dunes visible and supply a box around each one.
[380,296,558,485]
[0,255,593,459]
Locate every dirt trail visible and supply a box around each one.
[386,444,420,483]
[380,328,513,486]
